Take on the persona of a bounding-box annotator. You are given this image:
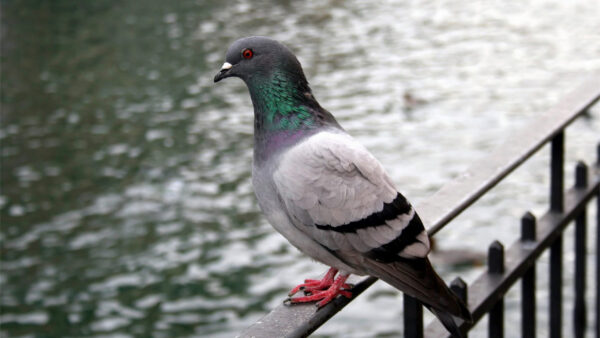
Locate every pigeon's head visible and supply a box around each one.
[214,36,305,84]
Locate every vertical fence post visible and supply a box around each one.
[450,277,468,307]
[596,144,600,338]
[551,131,565,212]
[521,212,537,338]
[574,162,588,338]
[451,278,468,338]
[550,132,564,338]
[488,241,504,338]
[404,295,423,338]
[597,187,600,338]
[550,227,563,338]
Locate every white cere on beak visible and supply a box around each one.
[220,62,232,71]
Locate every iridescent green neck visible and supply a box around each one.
[248,70,316,132]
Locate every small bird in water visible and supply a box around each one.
[214,36,472,337]
[403,90,427,111]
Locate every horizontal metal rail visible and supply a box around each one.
[238,75,600,338]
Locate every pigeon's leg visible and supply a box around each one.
[288,267,338,296]
[287,272,352,307]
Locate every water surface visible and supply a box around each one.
[1,0,599,337]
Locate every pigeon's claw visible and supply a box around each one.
[288,267,338,296]
[287,272,352,308]
[303,282,353,296]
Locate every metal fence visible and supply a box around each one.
[238,76,600,338]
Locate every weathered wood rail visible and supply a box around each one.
[237,76,600,338]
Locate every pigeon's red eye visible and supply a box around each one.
[242,48,253,59]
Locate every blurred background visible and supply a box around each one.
[1,0,599,337]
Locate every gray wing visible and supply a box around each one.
[272,131,430,262]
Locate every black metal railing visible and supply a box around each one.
[238,76,600,338]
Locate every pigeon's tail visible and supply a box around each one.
[363,256,472,334]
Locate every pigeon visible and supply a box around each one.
[214,36,472,337]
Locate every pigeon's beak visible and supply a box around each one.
[214,62,233,83]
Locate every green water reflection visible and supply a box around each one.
[2,1,270,336]
[2,1,600,337]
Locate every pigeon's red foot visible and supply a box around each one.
[288,267,337,296]
[286,268,353,308]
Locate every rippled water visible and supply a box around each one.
[1,0,599,337]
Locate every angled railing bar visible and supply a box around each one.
[237,77,599,338]
[424,163,600,337]
[238,276,377,338]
